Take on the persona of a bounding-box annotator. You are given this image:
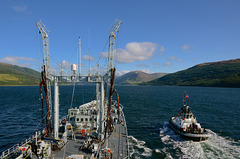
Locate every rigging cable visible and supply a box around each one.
[70,80,76,108]
[92,37,109,75]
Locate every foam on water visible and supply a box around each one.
[159,122,240,158]
[128,135,153,158]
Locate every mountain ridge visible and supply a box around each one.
[115,70,168,85]
[146,58,240,88]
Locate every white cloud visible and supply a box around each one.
[116,69,152,76]
[181,44,192,53]
[0,56,36,67]
[136,63,148,67]
[12,5,27,12]
[169,56,183,62]
[182,44,190,50]
[101,42,158,63]
[116,70,130,76]
[152,62,160,66]
[164,62,172,66]
[83,55,94,61]
[159,46,165,52]
[139,69,152,74]
[59,60,71,69]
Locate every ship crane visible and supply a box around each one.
[37,20,53,137]
[105,19,122,109]
[107,19,122,73]
[36,20,51,77]
[104,19,122,147]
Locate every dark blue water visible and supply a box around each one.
[0,85,240,158]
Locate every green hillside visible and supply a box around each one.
[147,59,240,88]
[115,70,167,85]
[0,63,40,86]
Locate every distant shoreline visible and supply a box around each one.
[1,84,240,88]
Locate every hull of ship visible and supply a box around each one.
[169,119,209,142]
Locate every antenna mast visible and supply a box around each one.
[78,37,81,76]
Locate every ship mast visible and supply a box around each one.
[78,37,81,77]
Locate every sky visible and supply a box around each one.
[0,0,240,76]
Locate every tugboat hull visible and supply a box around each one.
[169,120,209,142]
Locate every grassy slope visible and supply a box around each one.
[147,59,240,88]
[0,63,40,86]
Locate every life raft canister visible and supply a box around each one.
[81,129,85,134]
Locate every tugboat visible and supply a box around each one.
[169,92,210,141]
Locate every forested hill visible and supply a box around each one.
[0,63,40,86]
[146,58,240,88]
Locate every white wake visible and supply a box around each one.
[159,122,240,159]
[128,135,153,158]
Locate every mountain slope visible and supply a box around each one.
[147,59,240,88]
[0,63,40,86]
[115,70,167,85]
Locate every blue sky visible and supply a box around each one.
[0,0,240,75]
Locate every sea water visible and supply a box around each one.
[0,85,240,158]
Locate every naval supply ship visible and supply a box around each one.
[0,19,129,159]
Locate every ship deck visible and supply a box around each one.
[51,133,91,158]
[48,122,128,159]
[102,121,129,158]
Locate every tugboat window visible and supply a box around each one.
[85,118,88,122]
[81,118,83,121]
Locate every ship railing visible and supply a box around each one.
[0,130,43,159]
[60,115,67,122]
[95,143,101,158]
[121,110,130,159]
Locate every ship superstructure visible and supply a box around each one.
[1,19,129,159]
